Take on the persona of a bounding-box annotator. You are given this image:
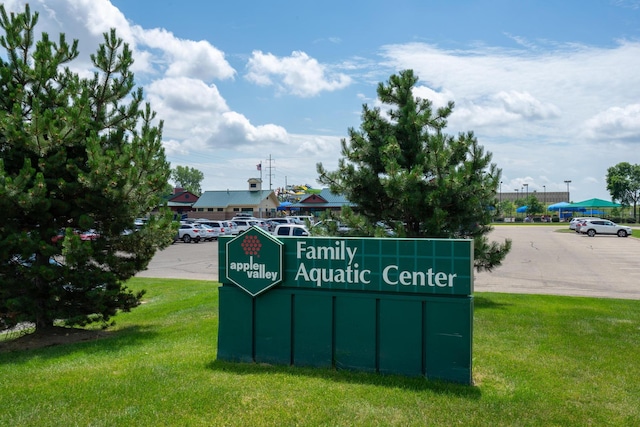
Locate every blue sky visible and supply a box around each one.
[5,0,640,202]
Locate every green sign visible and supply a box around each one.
[219,235,474,384]
[222,236,473,296]
[282,237,472,295]
[225,227,283,296]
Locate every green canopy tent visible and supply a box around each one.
[568,198,622,216]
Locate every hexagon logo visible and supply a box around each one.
[226,226,284,297]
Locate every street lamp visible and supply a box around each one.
[543,185,546,208]
[564,180,572,202]
[499,181,503,215]
[515,189,519,200]
[523,183,529,200]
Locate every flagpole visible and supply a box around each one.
[256,161,263,218]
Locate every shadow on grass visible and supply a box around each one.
[0,324,160,364]
[206,359,481,399]
[474,295,512,310]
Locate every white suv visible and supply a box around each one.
[176,223,203,243]
[273,224,309,237]
[578,219,632,237]
[232,219,254,233]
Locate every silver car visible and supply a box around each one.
[578,219,633,237]
[570,217,591,231]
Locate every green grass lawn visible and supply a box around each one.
[2,278,639,426]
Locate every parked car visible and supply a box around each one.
[198,224,220,241]
[196,220,229,236]
[79,229,100,241]
[290,215,315,225]
[52,228,100,242]
[575,218,603,233]
[578,219,633,237]
[312,220,352,235]
[252,220,271,232]
[569,217,590,231]
[176,223,202,243]
[232,220,253,233]
[231,215,259,221]
[231,213,255,219]
[225,221,239,235]
[269,217,298,228]
[273,224,310,237]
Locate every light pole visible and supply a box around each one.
[523,183,529,200]
[499,181,503,215]
[543,185,546,209]
[515,189,519,200]
[564,180,571,202]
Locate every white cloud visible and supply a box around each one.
[412,85,455,110]
[494,91,561,120]
[584,104,640,141]
[379,41,640,140]
[209,112,289,147]
[134,27,235,81]
[245,50,352,97]
[146,77,229,115]
[144,77,288,150]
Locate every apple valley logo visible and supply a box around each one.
[225,226,283,297]
[240,234,262,256]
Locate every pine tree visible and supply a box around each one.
[317,70,511,271]
[0,5,176,332]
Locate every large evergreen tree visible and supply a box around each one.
[317,70,511,271]
[0,5,176,332]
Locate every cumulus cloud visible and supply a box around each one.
[146,77,229,114]
[135,27,235,81]
[494,91,561,120]
[143,77,287,149]
[412,85,455,110]
[584,104,640,141]
[7,1,287,155]
[245,50,352,97]
[379,40,640,140]
[211,112,289,147]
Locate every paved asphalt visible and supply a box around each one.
[136,225,640,300]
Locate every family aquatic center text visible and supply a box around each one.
[294,241,458,289]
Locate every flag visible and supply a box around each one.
[257,163,262,171]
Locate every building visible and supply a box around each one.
[292,188,354,216]
[165,188,199,218]
[190,178,279,220]
[499,191,568,205]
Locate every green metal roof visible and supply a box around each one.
[293,188,354,208]
[193,190,275,208]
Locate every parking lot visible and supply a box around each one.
[136,226,640,300]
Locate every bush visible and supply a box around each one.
[626,217,637,224]
[552,217,560,223]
